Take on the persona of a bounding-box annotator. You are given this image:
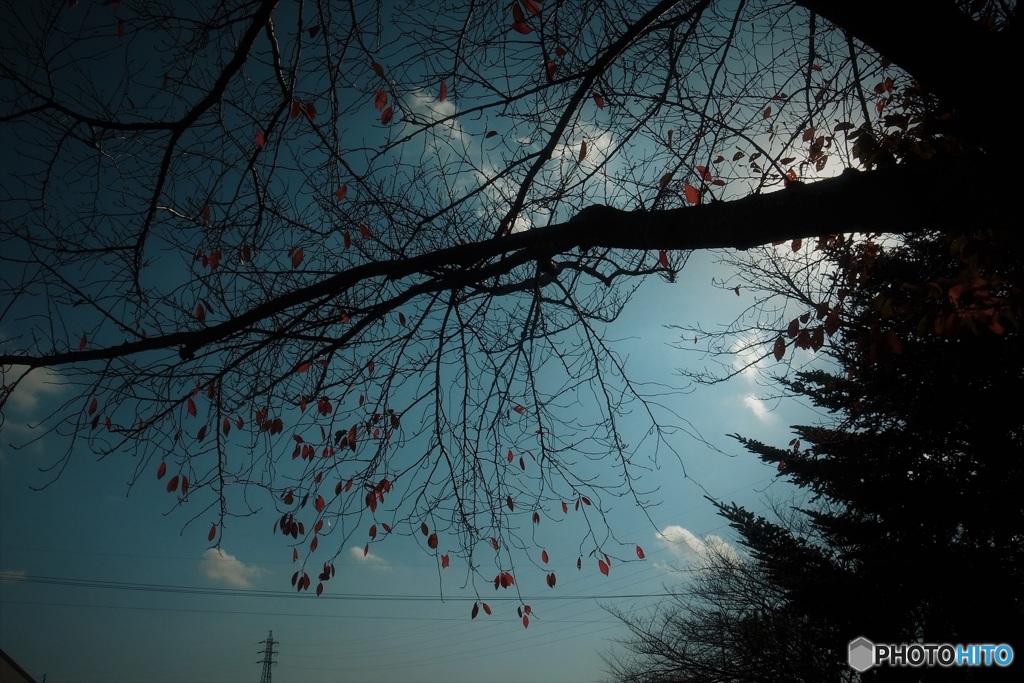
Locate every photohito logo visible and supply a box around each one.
[848,637,1014,672]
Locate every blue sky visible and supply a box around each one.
[1,249,822,683]
[0,2,850,680]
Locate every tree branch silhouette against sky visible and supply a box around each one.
[0,0,1015,681]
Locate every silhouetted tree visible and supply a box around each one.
[0,0,1016,608]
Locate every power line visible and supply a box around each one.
[0,571,675,602]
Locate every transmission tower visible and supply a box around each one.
[257,631,278,683]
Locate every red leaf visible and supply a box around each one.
[359,224,372,239]
[187,398,197,417]
[684,183,700,205]
[382,523,392,533]
[546,572,556,588]
[335,184,348,201]
[593,93,605,109]
[208,524,216,542]
[523,614,529,628]
[763,106,772,119]
[578,140,587,162]
[196,426,206,442]
[490,537,499,550]
[545,61,557,81]
[561,501,568,514]
[523,0,541,15]
[308,24,321,37]
[577,557,582,570]
[157,462,167,479]
[369,524,377,539]
[293,548,298,563]
[441,554,450,568]
[421,523,430,536]
[315,495,325,513]
[343,232,351,249]
[367,359,375,374]
[364,544,369,556]
[167,475,179,493]
[513,404,526,414]
[371,61,385,77]
[290,100,301,119]
[507,450,515,463]
[181,476,189,495]
[314,520,323,533]
[310,536,318,552]
[316,582,324,596]
[598,559,610,576]
[374,89,388,110]
[194,302,206,323]
[510,20,531,34]
[541,549,549,563]
[79,333,87,350]
[303,101,317,121]
[506,495,514,512]
[472,602,480,619]
[667,129,673,147]
[255,129,265,149]
[636,545,646,560]
[117,19,125,36]
[773,335,786,361]
[581,496,591,506]
[88,398,98,416]
[290,246,304,268]
[533,511,540,524]
[380,107,393,125]
[658,250,669,268]
[482,603,492,615]
[659,173,673,189]
[439,82,447,102]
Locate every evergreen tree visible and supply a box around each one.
[725,228,1024,678]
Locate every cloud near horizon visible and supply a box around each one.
[657,525,740,569]
[199,549,264,589]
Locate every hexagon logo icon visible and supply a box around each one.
[848,637,875,672]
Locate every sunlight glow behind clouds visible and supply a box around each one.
[199,549,263,589]
[742,395,774,424]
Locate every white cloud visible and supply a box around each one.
[2,364,64,415]
[349,545,390,569]
[403,88,466,145]
[742,395,774,424]
[657,525,740,569]
[199,549,264,588]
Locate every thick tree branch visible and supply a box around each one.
[0,155,1003,369]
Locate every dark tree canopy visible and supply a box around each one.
[0,0,1017,605]
[605,225,1024,680]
